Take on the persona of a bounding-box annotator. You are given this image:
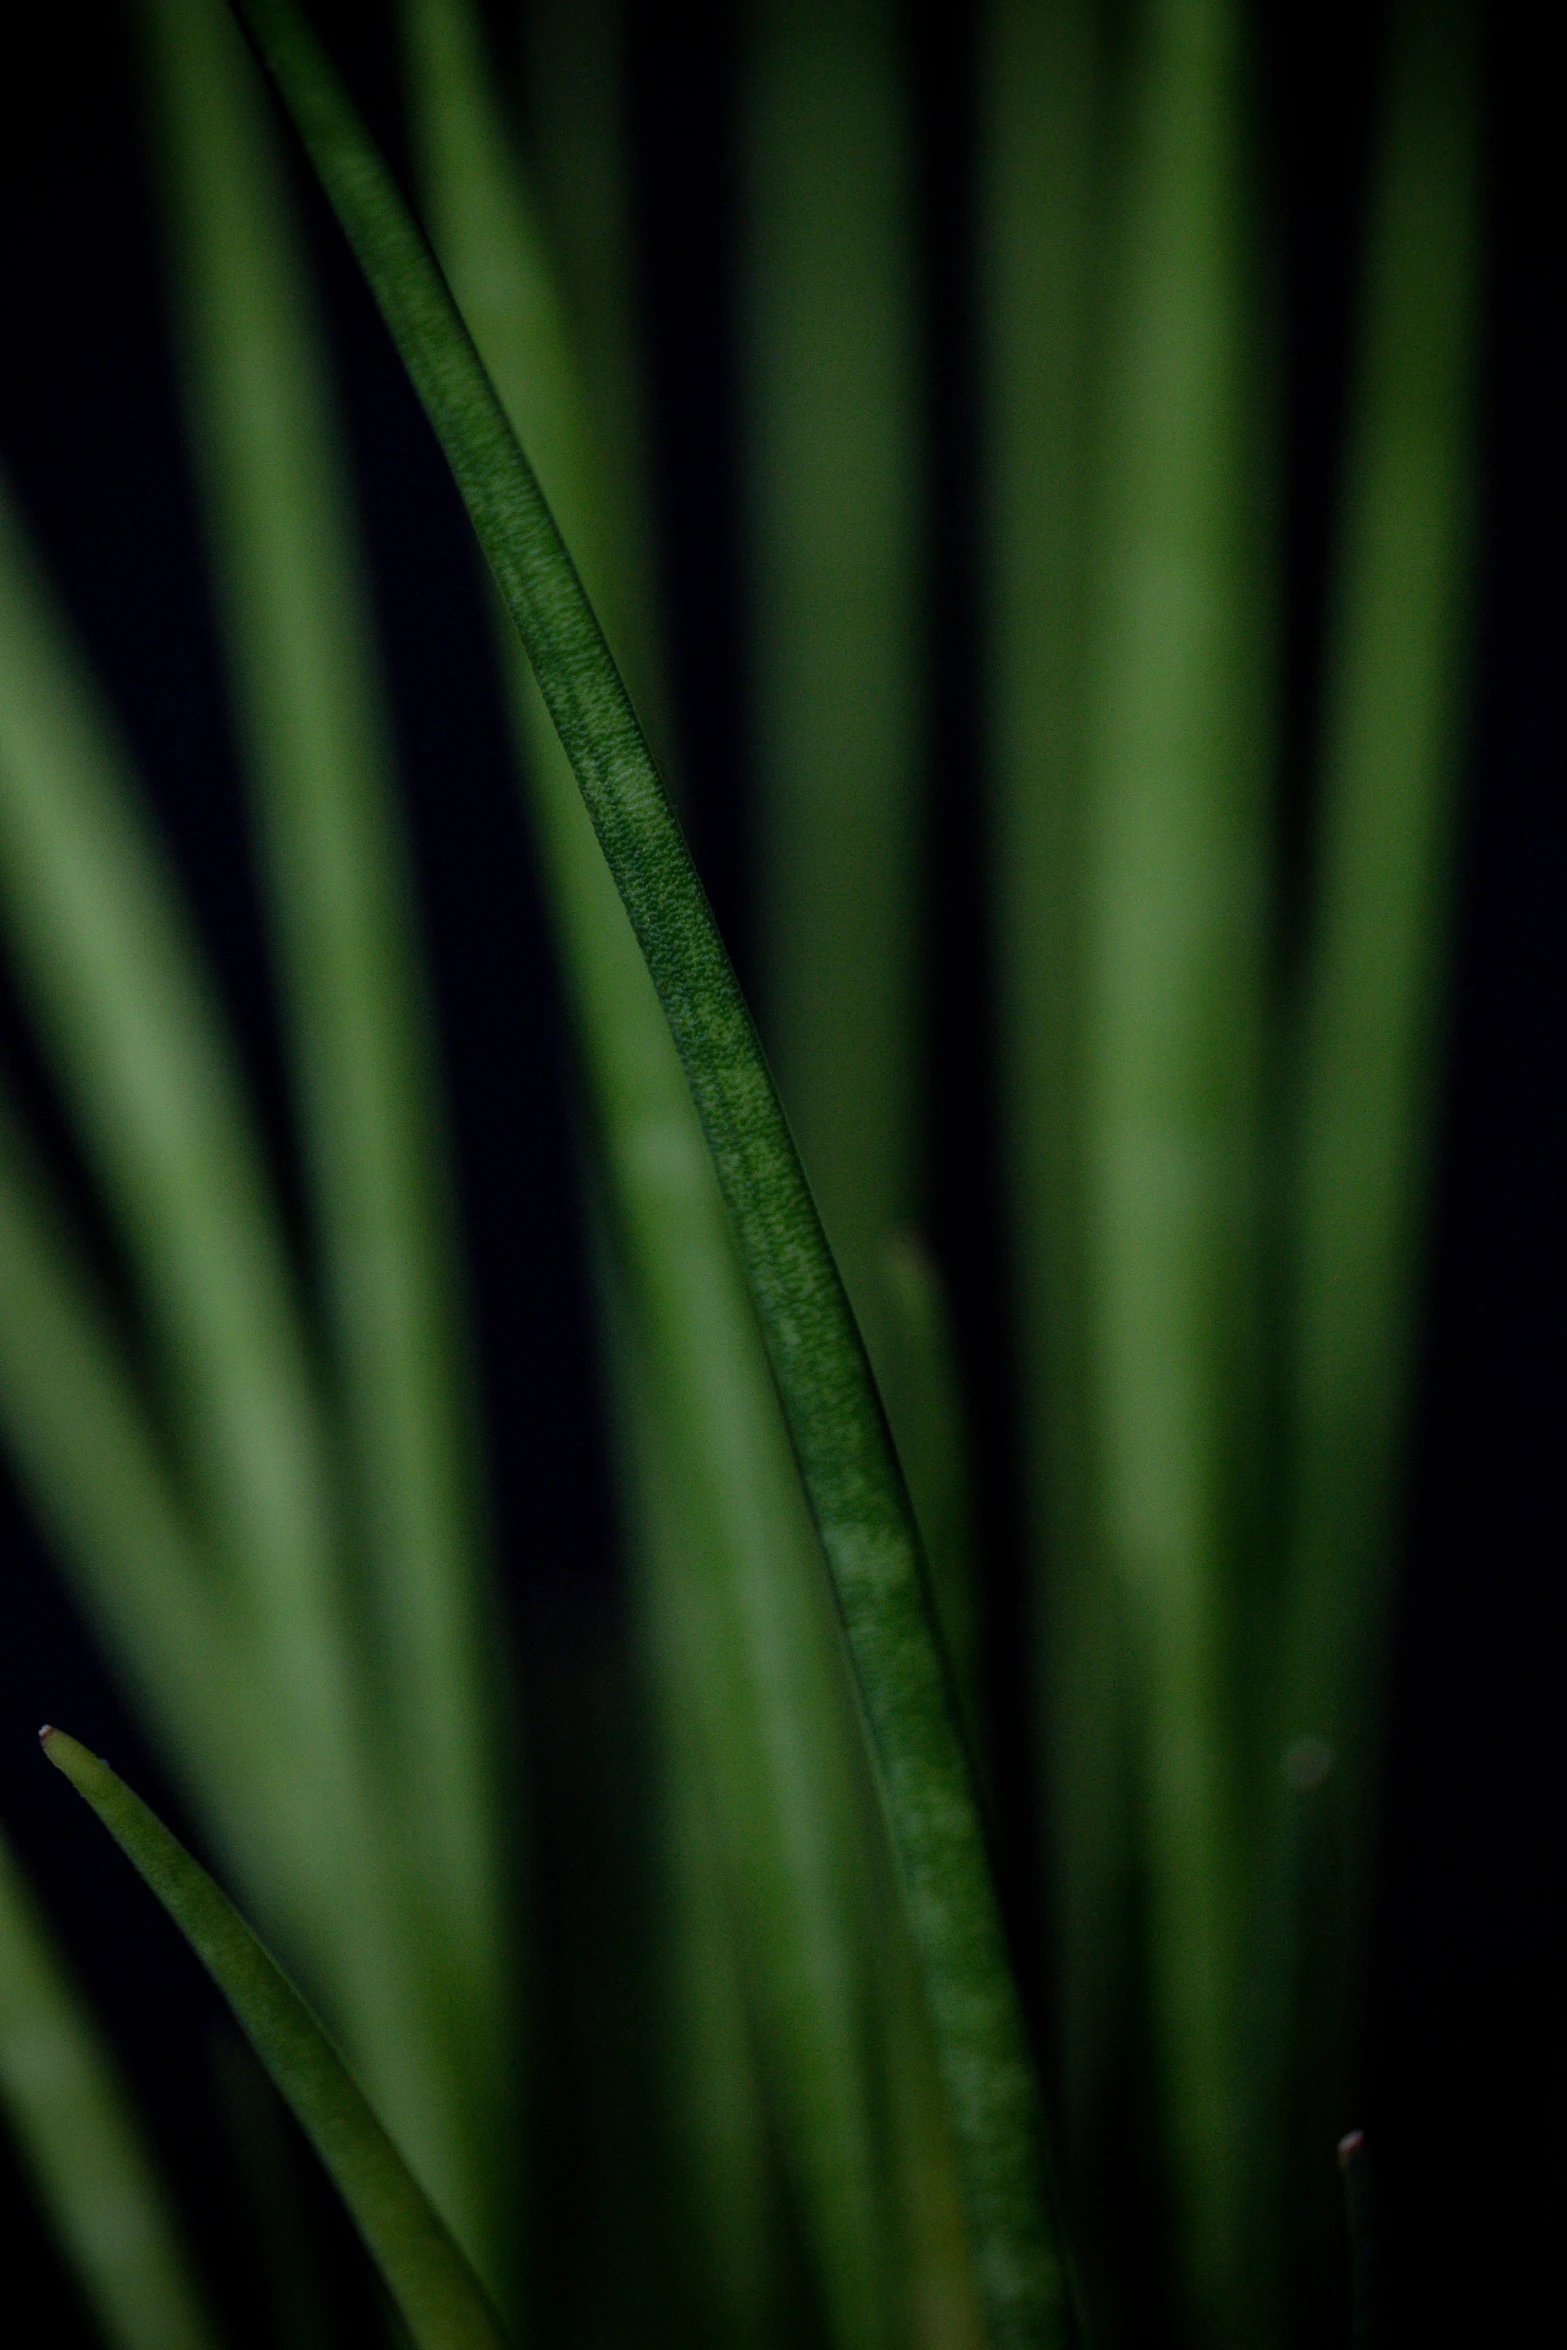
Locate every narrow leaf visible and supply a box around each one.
[397,15,955,2350]
[977,0,1110,2208]
[0,472,347,1735]
[1258,0,1480,2316]
[232,4,1070,2343]
[0,1094,336,1969]
[740,0,924,1376]
[0,1822,221,2350]
[134,0,513,2281]
[1077,0,1275,2332]
[399,8,897,2334]
[1279,0,1479,1937]
[0,474,455,2211]
[41,1730,510,2350]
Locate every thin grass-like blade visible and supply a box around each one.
[0,1822,221,2350]
[233,4,1071,2341]
[395,8,896,2339]
[740,0,923,1376]
[0,1094,329,1962]
[606,1274,778,2350]
[0,479,447,2230]
[1077,0,1274,2334]
[1280,0,1479,1960]
[133,0,511,2283]
[0,475,346,1744]
[518,0,677,767]
[41,1729,510,2350]
[734,37,994,2313]
[976,0,1110,2214]
[1261,0,1479,2312]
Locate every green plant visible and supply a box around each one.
[0,2,1482,2347]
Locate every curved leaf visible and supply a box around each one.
[0,474,346,1742]
[0,474,463,2219]
[395,5,897,2337]
[41,1730,509,2350]
[229,3,1071,2343]
[0,1093,342,1970]
[134,0,513,2282]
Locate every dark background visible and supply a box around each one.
[0,3,1559,2344]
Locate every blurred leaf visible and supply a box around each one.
[0,470,449,2197]
[0,1093,288,1898]
[1077,0,1276,2333]
[976,0,1110,2208]
[134,0,513,2286]
[42,1729,510,2350]
[395,5,891,2339]
[604,1268,779,2350]
[1260,0,1480,2315]
[232,3,1072,2342]
[0,1821,222,2350]
[1279,0,1479,1926]
[740,0,922,1377]
[0,474,347,1737]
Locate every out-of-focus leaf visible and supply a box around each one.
[0,1093,343,1973]
[134,0,512,2285]
[0,475,346,1739]
[0,1821,221,2350]
[0,473,446,2189]
[1260,0,1479,2316]
[1077,0,1275,2334]
[232,4,1071,2342]
[395,6,892,2339]
[1279,0,1479,1936]
[976,0,1111,2216]
[740,0,922,1381]
[42,1730,510,2350]
[605,1271,777,2350]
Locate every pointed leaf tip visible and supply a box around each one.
[43,1731,510,2350]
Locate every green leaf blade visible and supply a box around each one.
[399,12,979,2343]
[41,1730,510,2350]
[134,0,515,2283]
[1073,0,1277,2332]
[0,474,461,2241]
[232,4,1071,2342]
